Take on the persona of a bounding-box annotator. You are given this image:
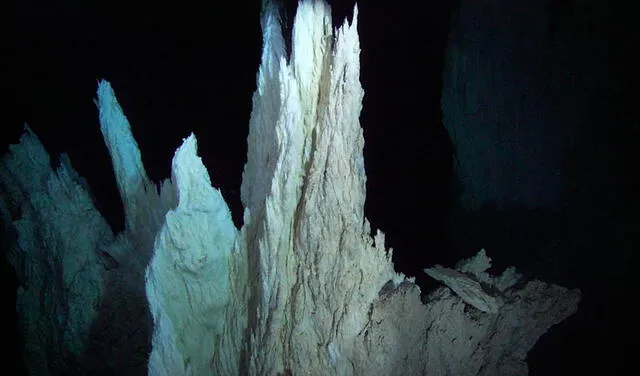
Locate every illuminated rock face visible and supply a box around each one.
[1,1,580,375]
